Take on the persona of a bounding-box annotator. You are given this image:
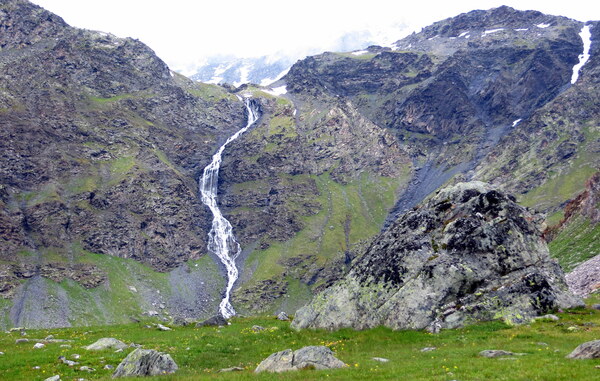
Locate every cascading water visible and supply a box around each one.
[199,98,259,318]
[571,24,592,84]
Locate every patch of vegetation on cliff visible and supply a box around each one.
[549,215,600,272]
[236,171,407,313]
[0,304,599,380]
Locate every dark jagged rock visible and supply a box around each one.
[195,315,228,327]
[292,182,582,331]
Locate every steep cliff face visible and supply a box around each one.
[0,0,245,327]
[292,182,582,331]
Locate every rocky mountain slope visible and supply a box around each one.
[292,182,581,331]
[0,2,598,327]
[0,0,247,328]
[221,6,598,314]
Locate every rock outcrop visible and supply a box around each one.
[255,345,346,373]
[292,182,582,331]
[112,348,178,377]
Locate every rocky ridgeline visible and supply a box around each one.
[292,182,582,331]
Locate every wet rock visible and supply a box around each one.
[113,348,178,377]
[293,182,582,331]
[566,340,600,359]
[255,346,346,373]
[84,338,127,351]
[196,315,228,327]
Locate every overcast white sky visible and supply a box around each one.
[31,0,600,74]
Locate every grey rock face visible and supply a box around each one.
[113,348,178,377]
[85,338,127,351]
[566,340,600,359]
[255,345,346,373]
[292,182,582,331]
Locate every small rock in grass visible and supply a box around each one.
[156,323,171,331]
[196,315,228,327]
[72,354,81,359]
[58,356,78,366]
[219,366,244,372]
[591,304,600,310]
[479,350,516,358]
[536,342,549,346]
[104,364,114,370]
[372,357,390,362]
[33,366,41,369]
[566,340,600,359]
[115,349,123,353]
[85,338,127,351]
[567,326,579,332]
[60,344,71,348]
[277,311,290,321]
[45,335,54,340]
[80,366,95,372]
[0,352,4,355]
[33,343,45,349]
[534,314,559,322]
[252,325,265,332]
[43,376,60,381]
[421,347,437,352]
[15,338,29,344]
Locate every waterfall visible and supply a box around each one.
[571,24,592,84]
[199,98,259,318]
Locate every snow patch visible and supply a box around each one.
[427,35,438,41]
[293,108,297,116]
[458,31,469,38]
[259,67,291,87]
[571,25,593,84]
[482,28,504,36]
[351,50,370,56]
[515,28,529,32]
[234,63,253,88]
[512,119,522,127]
[264,85,287,96]
[536,23,551,29]
[207,63,232,84]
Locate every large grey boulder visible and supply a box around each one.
[113,348,178,377]
[292,182,583,331]
[85,338,127,351]
[255,345,346,373]
[566,340,600,359]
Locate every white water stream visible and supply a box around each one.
[571,24,593,84]
[199,98,259,318]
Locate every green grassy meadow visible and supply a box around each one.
[1,299,599,381]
